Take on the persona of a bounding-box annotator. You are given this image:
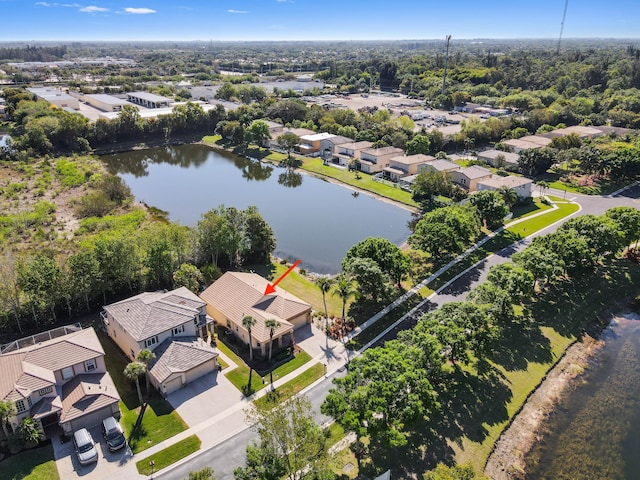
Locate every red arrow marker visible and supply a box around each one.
[264,259,301,295]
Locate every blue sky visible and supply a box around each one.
[1,0,639,42]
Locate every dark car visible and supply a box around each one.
[101,416,126,452]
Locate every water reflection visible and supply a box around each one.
[101,144,412,273]
[278,170,303,188]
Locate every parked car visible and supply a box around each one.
[101,416,126,452]
[73,428,98,465]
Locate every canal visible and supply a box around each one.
[101,144,413,274]
[526,313,640,480]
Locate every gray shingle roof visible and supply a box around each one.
[104,287,205,341]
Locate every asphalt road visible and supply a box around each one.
[157,185,640,480]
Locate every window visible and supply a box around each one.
[38,386,53,396]
[62,366,74,380]
[85,359,96,372]
[16,400,25,413]
[145,336,158,348]
[172,325,184,336]
[226,320,231,328]
[27,396,32,408]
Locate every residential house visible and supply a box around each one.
[477,149,520,171]
[502,135,551,153]
[334,141,373,166]
[299,132,336,156]
[0,325,121,436]
[102,287,218,397]
[476,175,534,199]
[384,154,435,181]
[269,127,315,150]
[451,165,493,191]
[358,146,404,174]
[417,158,460,175]
[546,125,605,139]
[319,135,354,161]
[200,272,312,357]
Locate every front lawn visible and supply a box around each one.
[1,443,59,480]
[97,330,188,453]
[254,362,325,408]
[135,435,201,475]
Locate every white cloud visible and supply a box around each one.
[227,9,248,14]
[124,7,156,14]
[35,1,56,6]
[79,5,108,12]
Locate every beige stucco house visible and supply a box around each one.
[0,325,120,436]
[358,146,404,174]
[451,165,493,191]
[384,154,435,181]
[299,132,336,156]
[418,159,460,175]
[200,272,312,357]
[477,149,520,171]
[102,287,218,396]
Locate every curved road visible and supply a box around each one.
[158,185,640,480]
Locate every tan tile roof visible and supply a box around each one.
[360,146,404,156]
[60,373,120,423]
[477,175,533,189]
[339,141,373,151]
[148,337,218,384]
[31,395,62,419]
[104,287,205,341]
[460,165,493,179]
[423,159,460,172]
[200,272,311,343]
[0,328,101,401]
[390,154,435,166]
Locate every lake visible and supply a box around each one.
[526,313,640,480]
[101,144,413,274]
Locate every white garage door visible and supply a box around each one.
[69,406,114,432]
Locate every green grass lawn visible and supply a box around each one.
[1,443,59,480]
[254,362,325,408]
[97,331,188,454]
[299,158,418,208]
[135,435,201,475]
[510,198,552,221]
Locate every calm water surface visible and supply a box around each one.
[526,314,640,480]
[101,145,412,274]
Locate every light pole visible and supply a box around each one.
[149,460,155,479]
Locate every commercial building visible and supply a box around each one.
[126,91,172,109]
[27,87,79,110]
[82,93,129,112]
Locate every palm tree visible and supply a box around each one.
[137,349,156,397]
[124,361,146,406]
[315,276,334,335]
[497,186,518,208]
[242,315,257,361]
[0,400,15,440]
[264,318,281,361]
[538,180,550,199]
[17,417,43,447]
[332,274,355,325]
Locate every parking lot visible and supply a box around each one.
[52,424,141,479]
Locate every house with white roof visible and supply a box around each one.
[102,287,218,396]
[0,325,120,436]
[199,272,312,357]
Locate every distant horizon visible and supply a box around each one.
[1,0,639,42]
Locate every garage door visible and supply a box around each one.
[289,313,310,329]
[69,406,114,432]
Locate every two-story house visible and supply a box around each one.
[383,154,435,181]
[319,135,354,161]
[358,146,404,174]
[451,165,493,192]
[0,325,120,437]
[476,175,534,199]
[102,287,218,397]
[334,141,373,166]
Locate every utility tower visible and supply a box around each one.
[557,0,569,55]
[442,35,452,96]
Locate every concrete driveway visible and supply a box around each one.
[52,424,142,479]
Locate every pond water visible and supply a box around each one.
[101,144,412,274]
[526,314,640,480]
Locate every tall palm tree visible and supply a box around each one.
[137,349,156,397]
[242,315,257,361]
[538,180,549,199]
[264,318,281,361]
[332,274,355,325]
[0,400,15,440]
[315,276,334,334]
[497,186,518,208]
[124,361,146,406]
